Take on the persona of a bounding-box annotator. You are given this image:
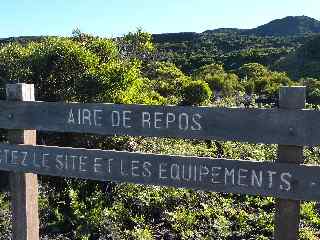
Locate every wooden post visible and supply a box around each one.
[6,84,39,240]
[274,86,305,240]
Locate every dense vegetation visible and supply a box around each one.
[153,32,305,74]
[152,15,320,74]
[0,16,320,239]
[274,35,320,79]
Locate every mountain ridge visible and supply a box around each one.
[244,16,320,36]
[152,16,320,40]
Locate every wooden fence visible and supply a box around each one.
[0,83,317,239]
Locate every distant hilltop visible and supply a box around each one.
[243,16,320,36]
[0,36,43,45]
[153,16,320,42]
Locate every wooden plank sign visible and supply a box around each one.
[0,100,320,146]
[1,143,320,201]
[0,84,315,240]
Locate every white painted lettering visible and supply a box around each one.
[166,113,175,128]
[225,168,235,185]
[78,108,81,124]
[33,151,40,168]
[267,171,277,188]
[70,155,77,170]
[64,153,68,170]
[159,163,167,179]
[193,164,197,181]
[251,170,263,187]
[21,151,28,167]
[55,154,64,170]
[93,109,103,127]
[170,164,180,180]
[179,113,189,130]
[131,160,140,177]
[42,153,50,169]
[211,166,222,184]
[123,111,132,128]
[142,112,151,128]
[154,112,163,129]
[4,149,10,164]
[10,151,18,165]
[67,109,76,124]
[142,162,152,177]
[79,156,87,172]
[280,172,292,191]
[181,164,192,181]
[107,158,113,173]
[94,158,103,173]
[238,168,248,187]
[120,160,128,176]
[191,114,202,131]
[199,165,209,181]
[82,109,91,126]
[111,111,121,127]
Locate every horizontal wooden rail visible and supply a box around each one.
[0,143,320,201]
[0,101,319,146]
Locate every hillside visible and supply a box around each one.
[0,36,43,45]
[273,34,320,79]
[153,16,320,40]
[152,16,320,74]
[244,16,320,36]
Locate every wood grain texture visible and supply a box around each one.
[0,143,320,201]
[6,84,39,240]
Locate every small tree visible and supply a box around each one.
[183,80,212,105]
[301,77,320,104]
[118,28,155,62]
[193,64,241,96]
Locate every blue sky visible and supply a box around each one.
[0,0,319,38]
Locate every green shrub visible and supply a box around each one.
[183,80,212,105]
[143,61,190,103]
[238,63,293,97]
[301,77,320,104]
[193,64,241,96]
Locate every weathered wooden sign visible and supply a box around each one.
[1,143,320,201]
[0,100,319,146]
[0,84,313,240]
